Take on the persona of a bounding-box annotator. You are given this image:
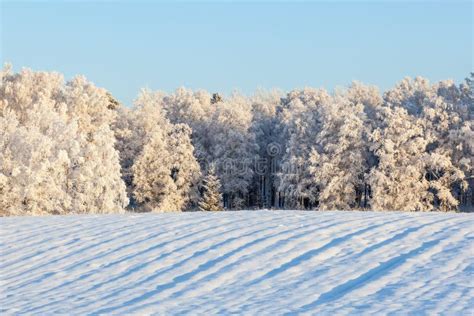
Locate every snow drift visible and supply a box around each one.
[1,211,473,314]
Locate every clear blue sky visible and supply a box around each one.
[1,1,472,106]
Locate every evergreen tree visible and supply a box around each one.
[199,166,223,211]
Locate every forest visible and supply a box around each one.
[1,65,473,215]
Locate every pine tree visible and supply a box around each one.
[199,166,223,211]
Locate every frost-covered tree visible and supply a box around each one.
[277,88,331,208]
[162,89,259,209]
[383,77,434,116]
[63,77,128,213]
[113,90,170,204]
[162,87,213,163]
[0,65,127,215]
[452,74,474,207]
[199,165,223,211]
[249,89,283,208]
[308,95,369,210]
[344,81,384,123]
[122,90,201,212]
[423,81,468,210]
[0,111,74,215]
[132,128,177,211]
[112,106,136,199]
[382,77,468,211]
[166,124,201,209]
[206,93,257,208]
[368,106,432,211]
[0,67,78,215]
[1,63,472,214]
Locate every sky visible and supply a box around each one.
[1,0,473,106]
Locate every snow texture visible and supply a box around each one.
[1,211,473,315]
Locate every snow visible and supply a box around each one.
[1,211,473,315]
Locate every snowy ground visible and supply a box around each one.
[1,211,473,315]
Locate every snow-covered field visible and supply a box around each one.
[1,211,473,315]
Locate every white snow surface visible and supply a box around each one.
[1,211,473,315]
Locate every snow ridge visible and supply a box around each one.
[1,211,473,315]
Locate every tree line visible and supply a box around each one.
[1,65,472,215]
